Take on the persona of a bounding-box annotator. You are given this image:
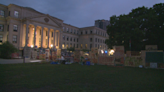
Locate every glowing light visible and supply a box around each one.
[84,53,89,56]
[51,44,53,48]
[31,45,33,48]
[109,49,115,55]
[105,50,108,54]
[101,50,104,54]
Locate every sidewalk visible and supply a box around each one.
[0,58,41,64]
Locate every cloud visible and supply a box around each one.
[1,0,164,27]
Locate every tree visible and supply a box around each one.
[106,3,164,51]
[0,41,18,59]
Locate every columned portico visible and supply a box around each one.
[23,24,62,49]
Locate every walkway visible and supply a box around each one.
[0,58,41,64]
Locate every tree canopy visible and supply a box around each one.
[106,3,164,51]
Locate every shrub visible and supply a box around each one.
[0,41,18,59]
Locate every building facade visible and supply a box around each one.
[0,4,108,57]
[95,19,110,31]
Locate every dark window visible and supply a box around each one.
[98,44,99,49]
[71,29,72,33]
[70,37,72,41]
[67,37,69,41]
[13,25,18,32]
[74,30,76,34]
[40,29,41,35]
[0,25,4,31]
[74,44,75,48]
[46,39,48,45]
[81,32,83,35]
[90,30,92,34]
[98,39,99,42]
[46,31,48,36]
[52,32,53,37]
[74,38,75,42]
[90,44,92,49]
[77,38,78,42]
[85,31,87,34]
[95,44,97,47]
[90,38,92,42]
[0,35,3,42]
[12,35,17,43]
[95,38,97,42]
[77,44,78,48]
[8,11,10,16]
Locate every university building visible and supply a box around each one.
[0,4,108,57]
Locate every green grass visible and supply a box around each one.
[0,63,164,92]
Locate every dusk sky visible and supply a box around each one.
[1,0,164,28]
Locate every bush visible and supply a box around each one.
[0,41,18,59]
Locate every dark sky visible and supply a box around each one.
[1,0,164,28]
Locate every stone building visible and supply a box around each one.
[0,3,108,57]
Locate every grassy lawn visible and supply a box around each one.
[0,63,164,92]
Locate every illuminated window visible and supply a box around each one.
[81,44,83,48]
[66,44,68,48]
[62,44,65,49]
[13,25,18,32]
[70,43,72,47]
[14,11,19,18]
[0,25,4,31]
[85,44,87,49]
[0,35,3,43]
[0,10,4,17]
[12,35,17,43]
